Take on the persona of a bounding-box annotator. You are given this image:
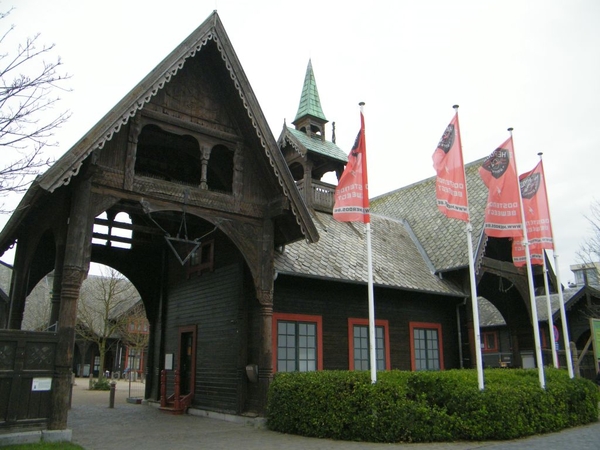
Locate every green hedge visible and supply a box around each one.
[266,369,599,443]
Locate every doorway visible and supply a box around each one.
[178,326,196,395]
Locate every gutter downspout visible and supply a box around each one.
[457,297,467,369]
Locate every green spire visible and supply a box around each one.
[293,59,327,123]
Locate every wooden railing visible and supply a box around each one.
[296,179,336,212]
[159,369,193,414]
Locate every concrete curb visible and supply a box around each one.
[0,428,72,446]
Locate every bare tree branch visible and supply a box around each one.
[0,8,71,210]
[577,199,600,265]
[76,267,139,382]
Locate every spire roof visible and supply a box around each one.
[293,60,327,123]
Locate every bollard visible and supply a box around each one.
[109,381,117,408]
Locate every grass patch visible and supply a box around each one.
[1,443,84,450]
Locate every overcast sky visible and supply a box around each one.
[2,0,599,284]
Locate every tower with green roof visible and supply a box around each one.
[292,59,328,141]
[277,60,348,212]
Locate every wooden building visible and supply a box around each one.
[479,284,600,377]
[0,11,567,430]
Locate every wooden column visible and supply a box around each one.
[200,145,211,190]
[256,289,273,414]
[48,241,66,330]
[48,174,93,430]
[255,217,275,414]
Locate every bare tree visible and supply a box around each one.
[577,199,600,265]
[118,301,149,378]
[0,8,71,208]
[76,267,138,383]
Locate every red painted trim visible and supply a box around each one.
[482,331,499,352]
[177,325,197,393]
[347,318,390,370]
[409,321,444,371]
[272,313,323,373]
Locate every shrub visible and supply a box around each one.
[267,368,599,443]
[90,378,112,390]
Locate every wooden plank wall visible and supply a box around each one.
[273,275,462,371]
[165,262,244,413]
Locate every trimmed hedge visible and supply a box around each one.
[266,369,599,443]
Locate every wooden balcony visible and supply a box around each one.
[296,179,336,212]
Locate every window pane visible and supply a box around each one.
[487,333,496,349]
[352,324,386,371]
[277,319,317,373]
[413,326,440,371]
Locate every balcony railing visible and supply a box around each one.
[296,179,336,212]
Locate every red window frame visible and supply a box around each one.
[409,321,444,371]
[272,313,323,373]
[347,318,391,371]
[482,331,498,352]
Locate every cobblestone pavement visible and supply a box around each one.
[68,379,600,450]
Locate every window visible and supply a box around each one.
[272,313,322,373]
[410,322,444,371]
[348,318,390,371]
[92,211,133,249]
[187,240,214,278]
[482,331,498,352]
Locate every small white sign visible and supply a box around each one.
[32,377,52,392]
[165,353,173,370]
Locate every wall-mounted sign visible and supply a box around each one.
[32,378,52,392]
[590,318,600,361]
[165,353,173,370]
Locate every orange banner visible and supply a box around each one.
[512,160,554,266]
[479,136,524,238]
[333,111,370,223]
[432,111,469,222]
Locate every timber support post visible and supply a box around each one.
[257,289,273,415]
[48,173,93,430]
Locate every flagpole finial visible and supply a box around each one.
[507,127,514,132]
[453,104,459,110]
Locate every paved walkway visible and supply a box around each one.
[68,379,600,450]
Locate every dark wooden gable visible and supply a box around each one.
[0,12,318,261]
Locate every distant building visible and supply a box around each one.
[569,262,600,287]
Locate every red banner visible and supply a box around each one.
[512,160,554,266]
[432,111,469,221]
[478,136,523,238]
[333,111,370,223]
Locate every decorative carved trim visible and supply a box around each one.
[256,289,273,309]
[61,266,85,295]
[48,27,309,239]
[124,116,142,190]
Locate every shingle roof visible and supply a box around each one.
[293,60,327,123]
[274,210,464,296]
[281,127,348,163]
[370,158,489,272]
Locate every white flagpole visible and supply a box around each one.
[510,128,545,389]
[538,152,574,378]
[366,221,376,383]
[453,105,484,390]
[360,102,377,384]
[466,221,485,390]
[542,257,559,368]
